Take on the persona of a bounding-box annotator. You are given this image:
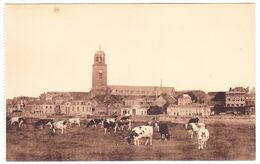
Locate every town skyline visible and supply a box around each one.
[5,4,255,99]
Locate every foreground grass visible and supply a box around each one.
[6,122,255,161]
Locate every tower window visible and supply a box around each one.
[98,70,103,78]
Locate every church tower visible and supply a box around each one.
[92,48,107,95]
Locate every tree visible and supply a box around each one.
[147,106,163,115]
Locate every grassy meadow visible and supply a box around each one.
[6,119,255,161]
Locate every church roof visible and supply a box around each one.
[230,87,248,93]
[95,50,105,56]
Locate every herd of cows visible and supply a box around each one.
[7,115,210,150]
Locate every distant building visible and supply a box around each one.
[167,103,211,116]
[60,100,93,116]
[25,102,57,117]
[245,89,255,115]
[153,95,167,108]
[177,94,192,105]
[225,87,249,108]
[121,105,148,116]
[90,49,175,97]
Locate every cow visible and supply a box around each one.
[68,118,80,127]
[34,119,54,129]
[155,122,170,141]
[197,128,209,150]
[197,122,206,129]
[117,119,132,131]
[185,117,199,129]
[47,120,68,134]
[102,120,118,134]
[86,119,103,128]
[8,116,26,128]
[117,115,130,121]
[127,126,153,146]
[188,123,200,138]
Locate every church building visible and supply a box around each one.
[90,49,175,97]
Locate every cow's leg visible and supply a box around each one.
[40,125,43,129]
[145,138,149,146]
[18,120,23,128]
[78,122,80,127]
[150,136,153,145]
[104,128,107,134]
[137,139,140,146]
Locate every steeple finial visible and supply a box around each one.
[160,79,162,88]
[99,44,101,51]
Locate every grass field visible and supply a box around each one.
[6,120,255,161]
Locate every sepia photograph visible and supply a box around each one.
[4,2,255,161]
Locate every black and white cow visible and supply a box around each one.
[102,120,118,134]
[68,118,80,127]
[127,126,153,146]
[117,119,132,131]
[185,117,199,129]
[197,127,209,150]
[155,122,170,141]
[117,116,130,121]
[86,119,103,128]
[47,120,68,134]
[34,119,54,129]
[8,116,26,128]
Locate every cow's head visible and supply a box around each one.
[127,130,138,144]
[46,122,53,129]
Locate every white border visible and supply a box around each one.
[0,0,258,164]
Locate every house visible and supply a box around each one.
[60,100,93,116]
[177,94,192,105]
[167,103,211,117]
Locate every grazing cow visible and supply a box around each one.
[8,117,26,128]
[155,122,170,141]
[68,118,80,127]
[188,123,200,138]
[102,120,118,134]
[185,117,199,129]
[127,126,153,146]
[197,128,209,150]
[117,119,132,130]
[117,116,130,121]
[106,117,116,123]
[34,119,54,129]
[86,119,103,128]
[48,120,68,134]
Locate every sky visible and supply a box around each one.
[5,4,255,99]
